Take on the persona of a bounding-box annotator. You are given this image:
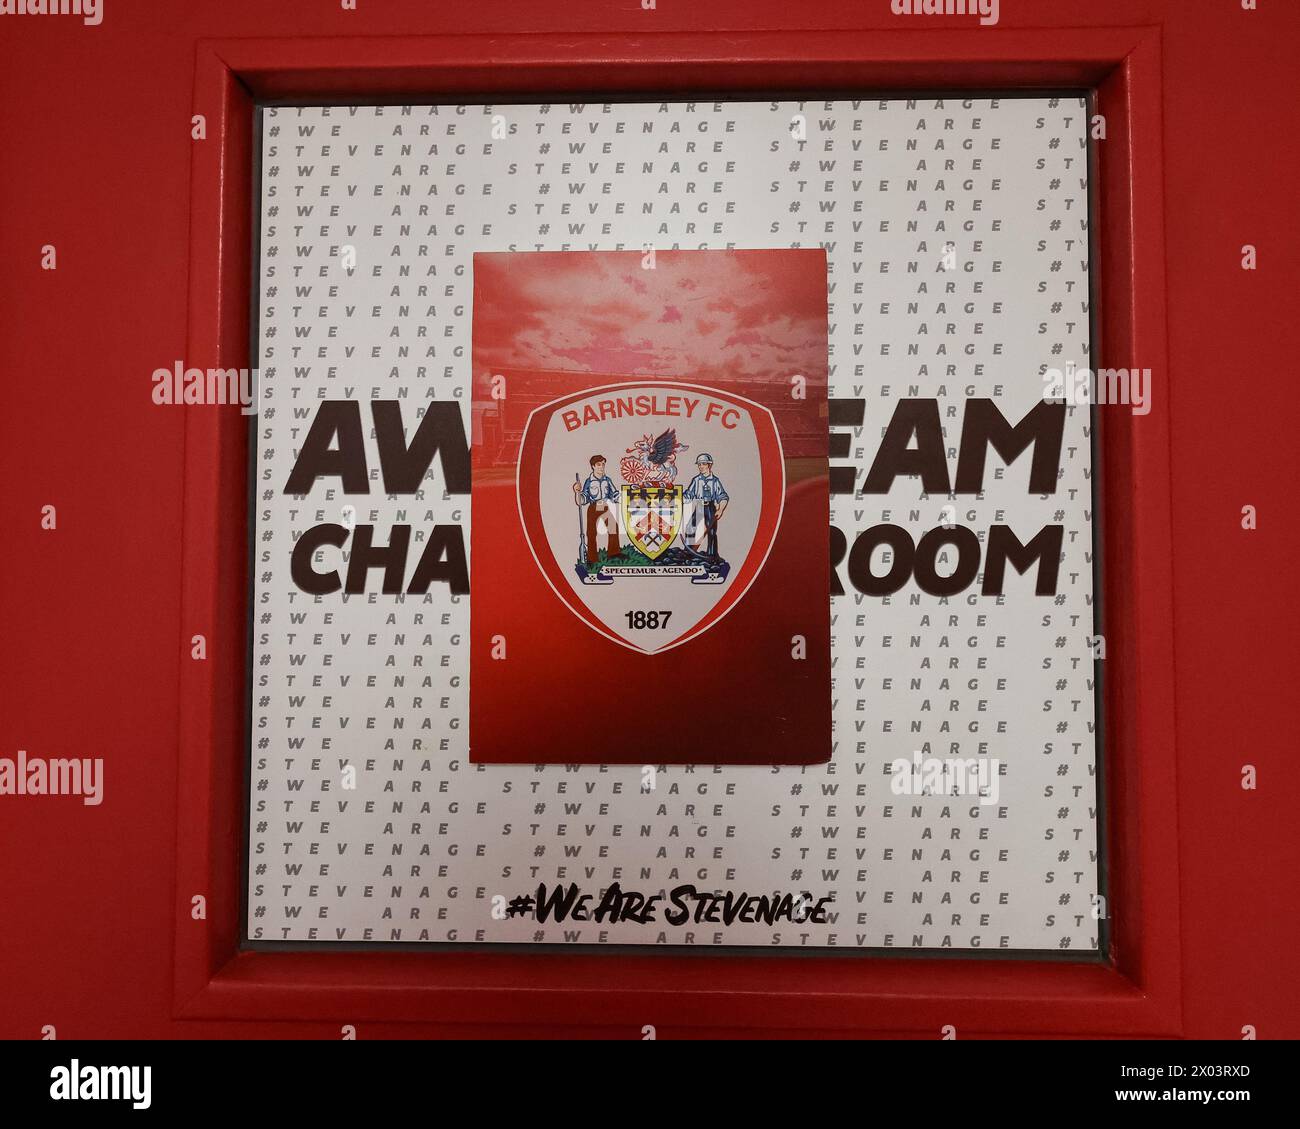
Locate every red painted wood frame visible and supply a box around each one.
[176,27,1177,1035]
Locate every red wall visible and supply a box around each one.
[2,0,1297,1038]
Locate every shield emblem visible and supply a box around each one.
[621,485,682,561]
[516,380,785,654]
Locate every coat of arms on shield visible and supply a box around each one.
[621,484,682,561]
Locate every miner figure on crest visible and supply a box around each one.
[573,454,622,564]
[683,451,729,559]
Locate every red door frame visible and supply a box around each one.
[174,26,1179,1035]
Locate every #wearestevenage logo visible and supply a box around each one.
[517,381,784,654]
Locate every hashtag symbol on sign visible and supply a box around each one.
[506,895,536,918]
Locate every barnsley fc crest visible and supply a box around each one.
[516,381,785,653]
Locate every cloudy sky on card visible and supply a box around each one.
[472,250,827,385]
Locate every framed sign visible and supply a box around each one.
[2,0,1300,1092]
[246,94,1101,953]
[168,23,1186,1035]
[6,0,1298,1076]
